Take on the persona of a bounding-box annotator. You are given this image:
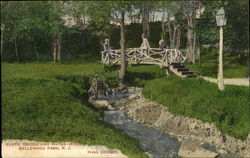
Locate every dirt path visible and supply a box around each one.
[199,76,249,86]
[2,140,127,158]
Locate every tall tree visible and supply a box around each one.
[181,0,201,64]
[1,1,64,62]
[1,2,24,62]
[84,2,115,50]
[112,2,133,82]
[82,1,131,82]
[1,24,5,57]
[119,10,126,82]
[47,1,64,62]
[142,1,150,40]
[159,1,182,49]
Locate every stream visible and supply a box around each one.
[101,89,181,158]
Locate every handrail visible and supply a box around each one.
[101,48,187,66]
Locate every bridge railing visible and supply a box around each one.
[101,48,187,66]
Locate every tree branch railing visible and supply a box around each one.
[101,48,187,66]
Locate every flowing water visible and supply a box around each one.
[102,89,181,158]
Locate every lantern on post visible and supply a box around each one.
[216,7,227,27]
[215,7,226,91]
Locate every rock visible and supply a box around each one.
[218,149,227,154]
[178,138,219,158]
[132,104,163,125]
[178,120,189,132]
[128,93,140,100]
[89,99,110,109]
[247,133,250,144]
[189,122,199,130]
[107,105,115,111]
[239,149,250,158]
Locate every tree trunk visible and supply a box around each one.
[119,11,126,82]
[1,24,5,57]
[14,38,19,62]
[33,43,40,62]
[176,25,181,49]
[146,2,150,40]
[142,2,150,40]
[142,2,146,35]
[57,32,62,61]
[52,32,62,62]
[167,22,173,48]
[192,25,196,64]
[152,11,155,22]
[187,18,191,60]
[173,21,176,48]
[52,35,57,62]
[161,11,165,37]
[187,17,195,64]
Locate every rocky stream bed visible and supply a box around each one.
[89,87,250,158]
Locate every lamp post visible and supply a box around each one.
[215,7,227,91]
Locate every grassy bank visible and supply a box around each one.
[186,50,248,78]
[2,61,249,156]
[2,62,147,158]
[142,77,250,140]
[124,64,249,139]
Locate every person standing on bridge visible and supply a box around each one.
[159,38,166,50]
[103,38,110,52]
[140,34,151,56]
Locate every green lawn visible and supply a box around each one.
[2,62,148,158]
[186,55,249,78]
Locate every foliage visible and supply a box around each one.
[199,0,249,55]
[1,1,63,41]
[1,1,248,63]
[1,1,64,62]
[81,1,115,38]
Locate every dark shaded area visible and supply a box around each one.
[125,71,158,87]
[54,74,92,100]
[124,65,166,87]
[1,27,100,62]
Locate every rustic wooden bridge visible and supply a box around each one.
[101,48,196,78]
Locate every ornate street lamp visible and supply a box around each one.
[215,7,227,91]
